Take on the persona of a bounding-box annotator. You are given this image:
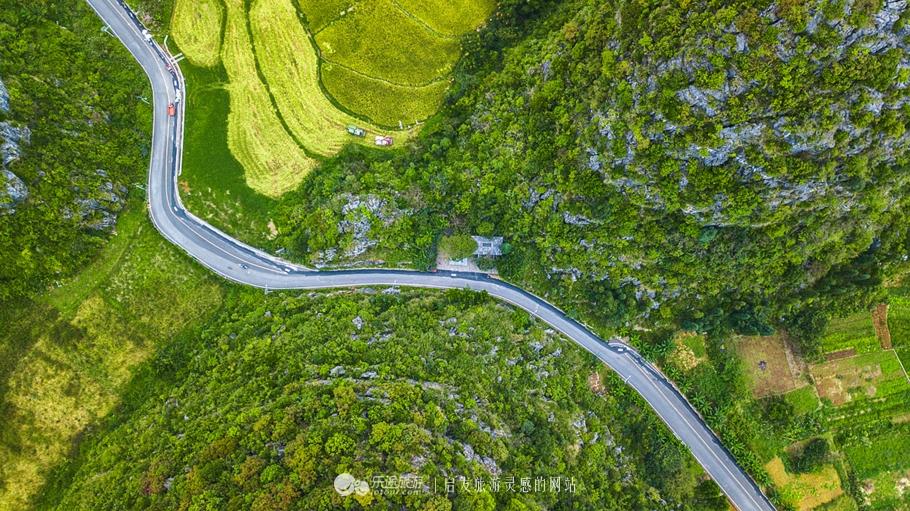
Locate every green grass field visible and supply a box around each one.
[295,0,354,32]
[171,0,223,67]
[784,385,821,415]
[315,0,461,86]
[177,61,278,245]
[888,285,910,348]
[819,310,880,355]
[0,207,222,509]
[321,61,450,125]
[394,0,495,35]
[843,426,910,480]
[306,0,493,126]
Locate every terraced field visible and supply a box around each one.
[302,0,494,125]
[170,0,491,197]
[249,0,381,156]
[171,0,223,67]
[222,0,317,196]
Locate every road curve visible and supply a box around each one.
[86,0,775,509]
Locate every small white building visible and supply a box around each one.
[472,236,504,257]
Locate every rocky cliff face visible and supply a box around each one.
[427,0,910,324]
[0,79,30,213]
[588,0,910,227]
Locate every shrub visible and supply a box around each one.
[789,437,830,473]
[440,235,478,260]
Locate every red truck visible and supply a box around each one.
[167,103,176,116]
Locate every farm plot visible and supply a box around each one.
[172,0,489,200]
[221,0,318,196]
[249,0,398,155]
[736,334,806,398]
[171,0,224,67]
[306,0,492,125]
[320,62,450,125]
[765,456,845,511]
[295,0,354,32]
[820,310,880,356]
[314,0,461,85]
[843,425,910,480]
[394,0,495,35]
[810,350,910,406]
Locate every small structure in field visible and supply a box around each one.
[374,135,393,146]
[472,236,504,257]
[346,125,366,137]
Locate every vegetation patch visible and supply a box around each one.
[220,0,319,196]
[859,469,910,509]
[810,351,910,407]
[41,289,705,509]
[783,385,821,416]
[295,0,354,32]
[736,334,804,398]
[843,425,910,480]
[765,456,844,511]
[307,0,492,124]
[438,234,478,261]
[177,62,278,244]
[0,209,222,509]
[249,0,403,154]
[668,332,707,371]
[820,311,880,355]
[170,0,223,67]
[321,62,450,126]
[888,284,910,348]
[393,0,494,36]
[314,0,460,86]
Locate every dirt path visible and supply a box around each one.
[873,303,892,349]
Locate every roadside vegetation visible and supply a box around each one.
[0,1,152,301]
[0,208,223,509]
[38,288,722,510]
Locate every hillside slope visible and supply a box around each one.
[43,289,722,510]
[278,0,910,343]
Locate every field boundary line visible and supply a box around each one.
[243,0,327,160]
[320,57,450,88]
[892,348,910,384]
[386,0,461,40]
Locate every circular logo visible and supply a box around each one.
[334,473,370,497]
[353,479,371,496]
[334,473,356,496]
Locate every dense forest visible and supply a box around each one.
[40,288,725,510]
[0,1,152,302]
[273,0,910,351]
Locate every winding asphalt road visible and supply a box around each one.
[86,0,775,508]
